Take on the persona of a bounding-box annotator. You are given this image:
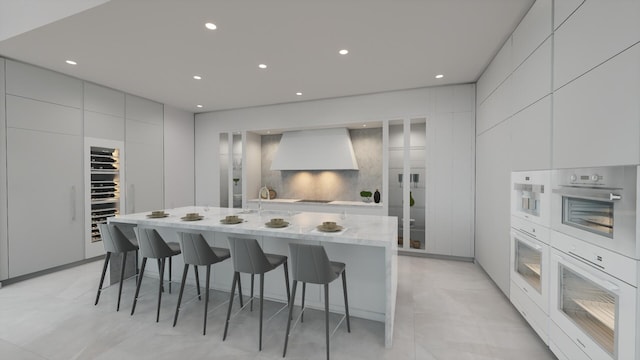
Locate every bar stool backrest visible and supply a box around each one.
[227,237,273,274]
[134,227,173,259]
[179,232,223,266]
[289,243,338,284]
[99,223,137,254]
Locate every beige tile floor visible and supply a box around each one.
[0,256,556,359]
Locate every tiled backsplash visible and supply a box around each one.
[261,128,382,201]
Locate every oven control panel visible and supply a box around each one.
[569,173,603,185]
[556,166,633,188]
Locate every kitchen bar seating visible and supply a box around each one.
[173,232,231,335]
[130,227,181,322]
[223,237,291,351]
[283,243,351,360]
[94,223,139,311]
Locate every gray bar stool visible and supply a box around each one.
[130,227,181,322]
[223,237,291,351]
[95,223,139,311]
[283,243,351,360]
[173,232,232,335]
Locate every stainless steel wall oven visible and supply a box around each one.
[551,166,639,260]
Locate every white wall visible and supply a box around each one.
[195,84,475,208]
[475,0,640,295]
[163,105,195,208]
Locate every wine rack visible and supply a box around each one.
[90,146,120,243]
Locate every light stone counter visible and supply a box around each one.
[109,206,398,347]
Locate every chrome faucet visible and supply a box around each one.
[258,185,270,213]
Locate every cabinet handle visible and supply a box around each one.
[71,186,76,221]
[129,184,135,213]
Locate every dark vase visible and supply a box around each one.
[374,189,381,203]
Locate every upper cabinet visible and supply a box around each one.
[124,95,164,213]
[5,60,82,108]
[553,0,640,90]
[553,43,640,168]
[84,82,125,117]
[511,0,552,69]
[477,38,512,105]
[553,0,584,30]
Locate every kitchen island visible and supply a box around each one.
[109,206,398,347]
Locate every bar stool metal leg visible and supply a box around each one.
[250,274,255,311]
[203,265,211,335]
[342,270,351,332]
[156,258,166,322]
[131,257,148,315]
[223,271,239,341]
[259,273,264,351]
[301,282,306,322]
[117,252,128,312]
[173,264,189,327]
[283,280,298,357]
[194,265,201,300]
[95,252,111,305]
[324,284,330,360]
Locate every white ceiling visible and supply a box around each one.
[0,0,534,113]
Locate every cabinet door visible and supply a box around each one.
[7,128,83,277]
[125,141,163,213]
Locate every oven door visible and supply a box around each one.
[550,249,637,360]
[551,186,637,259]
[510,228,549,313]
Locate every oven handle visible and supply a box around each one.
[552,187,622,202]
[511,229,542,249]
[554,252,620,293]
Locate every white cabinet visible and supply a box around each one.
[510,38,552,113]
[84,83,125,141]
[553,0,640,90]
[125,95,164,213]
[0,58,7,281]
[511,0,552,69]
[426,113,475,257]
[477,37,513,105]
[509,96,552,171]
[553,43,640,168]
[5,60,82,108]
[7,127,83,277]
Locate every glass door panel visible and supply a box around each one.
[563,197,614,237]
[559,264,617,356]
[514,237,542,293]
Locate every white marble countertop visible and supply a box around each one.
[247,198,383,207]
[109,206,396,248]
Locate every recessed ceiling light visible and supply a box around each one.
[196,104,203,108]
[193,75,202,80]
[362,124,367,127]
[296,92,302,96]
[205,22,217,30]
[267,131,271,134]
[339,49,349,55]
[435,74,444,79]
[258,64,267,69]
[65,60,77,65]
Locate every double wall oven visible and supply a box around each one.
[549,165,640,360]
[510,171,552,342]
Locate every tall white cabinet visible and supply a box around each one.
[124,95,164,214]
[0,59,176,281]
[5,60,84,277]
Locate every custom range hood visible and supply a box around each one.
[271,128,359,170]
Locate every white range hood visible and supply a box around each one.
[271,128,359,170]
